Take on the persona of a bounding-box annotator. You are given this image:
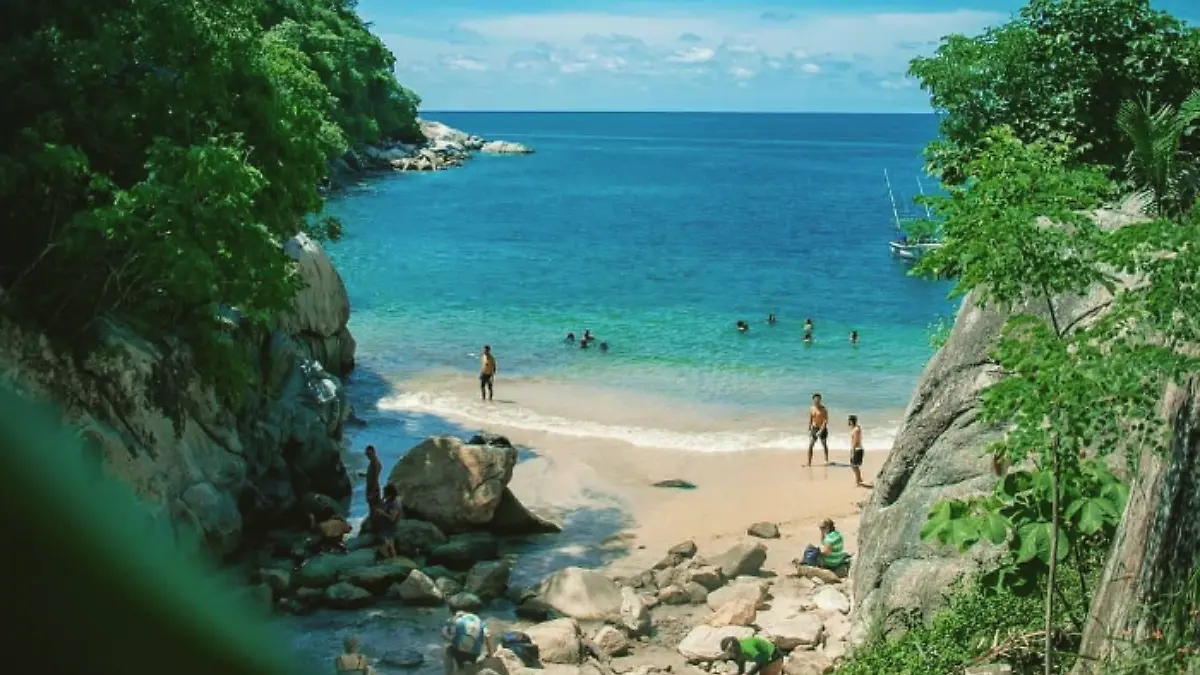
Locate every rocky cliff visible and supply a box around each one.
[0,233,355,558]
[1073,375,1200,673]
[849,207,1147,637]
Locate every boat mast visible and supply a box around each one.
[916,176,933,218]
[884,169,902,231]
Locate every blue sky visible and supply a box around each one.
[359,0,1200,113]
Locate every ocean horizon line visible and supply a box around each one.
[422,109,939,117]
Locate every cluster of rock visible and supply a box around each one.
[489,538,853,675]
[241,433,560,614]
[337,119,533,176]
[0,232,356,558]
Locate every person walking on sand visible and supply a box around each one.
[807,393,830,466]
[848,415,865,487]
[479,345,497,401]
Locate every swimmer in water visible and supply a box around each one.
[583,329,593,342]
[767,313,777,325]
[737,320,748,332]
[599,341,609,352]
[803,318,814,341]
[849,330,858,345]
[580,338,590,349]
[566,332,576,343]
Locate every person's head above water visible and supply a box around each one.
[599,341,609,351]
[343,635,361,653]
[566,332,575,340]
[850,330,858,340]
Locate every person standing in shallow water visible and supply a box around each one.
[479,345,496,401]
[807,392,830,466]
[803,318,814,342]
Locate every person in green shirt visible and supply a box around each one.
[817,518,847,569]
[720,636,783,675]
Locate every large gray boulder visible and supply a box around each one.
[387,436,517,533]
[539,567,623,620]
[278,232,355,376]
[849,207,1147,636]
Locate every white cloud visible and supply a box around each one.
[801,63,821,74]
[439,54,488,71]
[729,66,756,79]
[667,46,717,63]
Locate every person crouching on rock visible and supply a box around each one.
[720,636,783,675]
[310,512,352,554]
[801,518,848,571]
[442,611,495,675]
[374,485,404,559]
[335,635,376,674]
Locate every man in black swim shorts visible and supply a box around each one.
[848,414,865,487]
[807,393,830,466]
[479,345,496,401]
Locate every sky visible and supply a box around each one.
[359,0,1200,113]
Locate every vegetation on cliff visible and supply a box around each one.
[844,1,1200,673]
[0,0,419,399]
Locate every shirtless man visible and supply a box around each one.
[807,393,829,466]
[480,345,497,401]
[848,415,865,487]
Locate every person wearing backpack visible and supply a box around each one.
[442,611,495,675]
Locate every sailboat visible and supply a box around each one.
[885,169,942,262]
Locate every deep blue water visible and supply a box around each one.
[328,112,954,435]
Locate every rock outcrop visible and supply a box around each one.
[849,207,1148,635]
[1074,376,1200,673]
[387,434,561,536]
[332,119,533,181]
[0,233,356,558]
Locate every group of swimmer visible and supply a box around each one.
[737,314,859,346]
[564,328,609,352]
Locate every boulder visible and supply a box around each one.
[706,579,768,611]
[516,596,554,621]
[658,585,689,606]
[468,432,512,447]
[758,613,824,650]
[391,570,444,606]
[279,233,355,376]
[466,559,511,599]
[325,582,374,609]
[708,597,758,627]
[539,567,623,620]
[678,626,754,661]
[812,586,850,614]
[682,565,725,591]
[258,567,291,597]
[619,586,652,635]
[487,488,563,535]
[684,581,710,605]
[436,577,463,597]
[848,259,1145,634]
[428,532,501,570]
[592,626,631,657]
[784,652,833,675]
[294,549,377,588]
[447,592,485,612]
[710,542,768,578]
[525,618,584,664]
[480,140,535,155]
[387,435,517,533]
[791,565,842,585]
[392,519,449,556]
[493,648,527,675]
[822,612,852,643]
[747,522,781,539]
[344,557,417,594]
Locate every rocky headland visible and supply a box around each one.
[329,119,534,184]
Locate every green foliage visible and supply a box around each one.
[913,127,1115,302]
[927,315,954,351]
[1115,89,1200,218]
[837,569,1101,675]
[910,0,1200,183]
[0,0,420,402]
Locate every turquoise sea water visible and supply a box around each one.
[328,112,955,454]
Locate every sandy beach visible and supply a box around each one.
[380,373,895,578]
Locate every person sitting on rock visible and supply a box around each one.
[375,485,403,559]
[719,636,783,675]
[310,512,352,554]
[442,611,495,675]
[334,635,376,674]
[801,518,848,570]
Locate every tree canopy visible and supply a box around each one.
[0,0,422,397]
[910,0,1200,184]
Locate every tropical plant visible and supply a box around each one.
[909,0,1200,183]
[1114,88,1200,218]
[912,127,1198,675]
